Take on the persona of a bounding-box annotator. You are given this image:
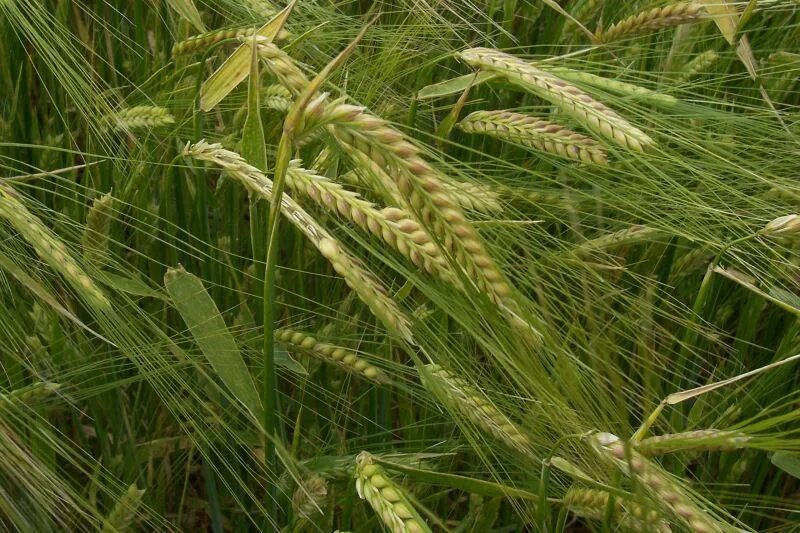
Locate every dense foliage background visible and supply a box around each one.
[2,0,800,531]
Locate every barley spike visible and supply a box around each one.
[459,109,608,164]
[275,327,391,384]
[459,48,654,151]
[355,452,432,533]
[596,3,707,43]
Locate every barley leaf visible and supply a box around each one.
[164,267,263,419]
[771,452,800,480]
[166,0,206,33]
[241,37,267,171]
[418,71,497,99]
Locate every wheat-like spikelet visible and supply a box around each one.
[590,432,723,533]
[459,110,608,164]
[459,48,653,151]
[355,452,432,533]
[284,162,447,277]
[275,327,391,384]
[675,50,719,83]
[539,67,678,108]
[184,141,413,342]
[102,483,145,532]
[671,247,713,278]
[563,487,672,532]
[107,106,174,131]
[292,475,328,521]
[596,3,706,42]
[0,382,60,413]
[636,429,750,455]
[172,25,290,56]
[0,186,110,310]
[420,364,530,453]
[82,193,114,267]
[262,83,293,110]
[253,40,308,94]
[572,225,665,257]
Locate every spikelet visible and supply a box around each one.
[102,484,145,532]
[253,40,309,94]
[589,432,723,533]
[262,83,293,111]
[459,48,654,151]
[107,106,174,131]
[82,193,114,267]
[354,452,432,533]
[459,110,607,164]
[292,475,328,521]
[172,25,290,56]
[284,162,448,277]
[636,429,751,456]
[0,186,110,311]
[184,141,413,342]
[563,487,672,532]
[675,50,719,83]
[572,225,665,257]
[275,328,391,384]
[596,3,707,42]
[420,364,530,453]
[0,382,60,414]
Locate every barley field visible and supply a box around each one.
[2,1,800,531]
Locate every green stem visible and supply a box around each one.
[262,130,294,529]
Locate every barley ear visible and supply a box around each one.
[459,109,608,164]
[102,484,145,532]
[596,3,707,43]
[82,193,115,267]
[419,364,531,453]
[354,452,432,533]
[0,186,110,311]
[275,327,392,384]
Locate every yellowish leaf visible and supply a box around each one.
[199,1,295,111]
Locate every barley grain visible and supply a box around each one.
[676,50,719,83]
[172,25,290,56]
[292,475,328,520]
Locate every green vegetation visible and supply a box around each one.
[2,1,800,531]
